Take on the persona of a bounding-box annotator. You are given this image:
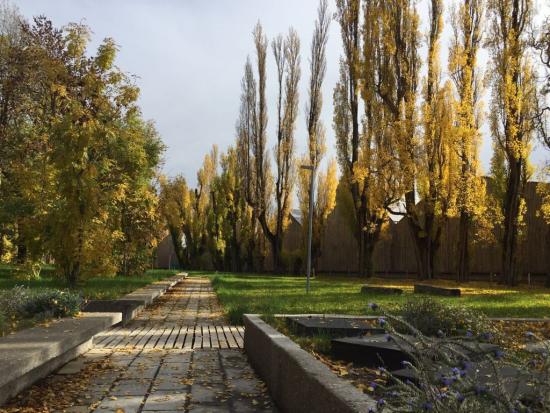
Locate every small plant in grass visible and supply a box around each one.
[211,275,221,289]
[398,297,492,337]
[366,303,550,412]
[226,303,249,325]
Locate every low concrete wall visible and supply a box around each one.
[0,312,121,405]
[243,314,377,413]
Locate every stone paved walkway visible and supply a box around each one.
[2,278,275,413]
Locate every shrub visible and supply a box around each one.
[21,289,82,319]
[0,287,82,322]
[398,297,490,337]
[0,285,31,315]
[367,304,550,413]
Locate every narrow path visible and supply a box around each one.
[2,278,275,413]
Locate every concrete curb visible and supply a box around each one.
[0,312,121,405]
[243,314,378,413]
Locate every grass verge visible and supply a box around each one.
[210,273,550,324]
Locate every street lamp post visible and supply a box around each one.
[301,164,315,293]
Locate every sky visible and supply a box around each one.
[15,0,550,187]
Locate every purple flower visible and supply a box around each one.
[379,367,387,373]
[451,367,460,375]
[385,334,393,342]
[405,379,414,386]
[368,303,379,311]
[466,330,473,337]
[456,392,465,402]
[440,376,454,386]
[378,317,386,327]
[377,398,386,407]
[369,381,378,389]
[481,332,492,341]
[494,350,505,359]
[422,402,433,410]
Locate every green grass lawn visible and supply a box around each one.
[209,273,550,324]
[0,265,180,299]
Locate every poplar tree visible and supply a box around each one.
[371,0,426,278]
[334,0,392,277]
[487,0,537,285]
[297,0,334,273]
[448,0,487,281]
[237,23,300,272]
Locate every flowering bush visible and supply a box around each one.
[367,304,550,412]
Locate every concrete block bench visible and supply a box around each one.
[361,285,403,295]
[82,273,187,324]
[119,273,186,305]
[0,312,121,405]
[82,299,144,325]
[414,284,461,297]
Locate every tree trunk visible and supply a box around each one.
[405,192,434,280]
[502,160,522,286]
[246,237,255,272]
[168,227,187,269]
[457,211,470,282]
[16,242,27,264]
[230,226,241,273]
[363,241,375,278]
[66,261,80,288]
[358,220,366,277]
[270,235,283,274]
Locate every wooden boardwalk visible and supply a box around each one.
[93,277,244,349]
[94,324,244,349]
[3,277,275,412]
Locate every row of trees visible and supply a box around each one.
[160,1,338,274]
[332,0,550,286]
[164,0,550,286]
[331,0,544,285]
[0,3,164,284]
